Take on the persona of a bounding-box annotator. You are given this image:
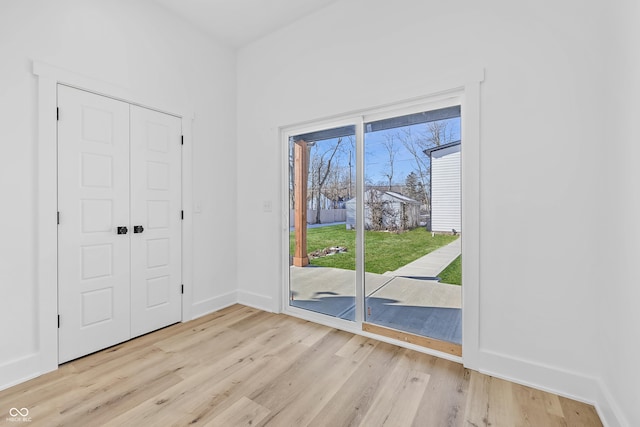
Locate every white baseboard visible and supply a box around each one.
[475,350,631,426]
[0,353,55,392]
[189,291,239,320]
[237,289,274,312]
[476,349,598,404]
[0,291,242,392]
[595,379,629,427]
[189,289,275,320]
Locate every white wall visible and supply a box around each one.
[597,1,640,425]
[0,0,237,389]
[1,0,636,424]
[237,0,615,419]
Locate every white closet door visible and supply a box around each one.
[57,85,131,363]
[129,105,182,337]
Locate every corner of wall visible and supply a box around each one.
[237,290,276,313]
[190,291,239,320]
[595,378,630,427]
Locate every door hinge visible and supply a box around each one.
[57,315,60,328]
[181,210,184,220]
[181,135,184,145]
[56,107,59,121]
[57,211,60,225]
[181,284,184,294]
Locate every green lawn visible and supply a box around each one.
[290,225,459,274]
[438,254,461,285]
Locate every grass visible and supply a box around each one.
[438,254,461,286]
[290,225,458,274]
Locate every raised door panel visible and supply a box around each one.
[129,105,182,338]
[57,85,131,363]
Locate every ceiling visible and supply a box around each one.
[152,0,339,48]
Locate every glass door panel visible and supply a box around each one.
[363,106,463,344]
[288,125,357,321]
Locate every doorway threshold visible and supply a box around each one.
[362,322,462,357]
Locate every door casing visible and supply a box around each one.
[278,78,483,367]
[34,61,194,376]
[57,85,184,362]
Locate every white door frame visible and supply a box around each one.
[279,71,483,367]
[33,61,194,374]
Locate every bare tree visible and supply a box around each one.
[366,190,395,231]
[324,164,351,208]
[288,139,295,209]
[426,120,453,147]
[382,134,398,191]
[397,119,457,216]
[344,135,355,200]
[398,127,430,210]
[309,137,343,224]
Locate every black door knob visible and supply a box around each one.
[133,225,144,234]
[117,226,128,235]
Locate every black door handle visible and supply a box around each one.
[117,226,128,235]
[133,225,144,234]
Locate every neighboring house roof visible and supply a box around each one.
[384,191,421,204]
[346,190,420,205]
[366,184,406,194]
[423,140,461,156]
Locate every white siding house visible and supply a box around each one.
[346,190,420,230]
[427,141,461,233]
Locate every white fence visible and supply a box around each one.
[289,209,346,226]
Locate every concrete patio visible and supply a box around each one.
[289,238,462,344]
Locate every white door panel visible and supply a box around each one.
[57,85,131,363]
[58,86,182,362]
[130,105,182,338]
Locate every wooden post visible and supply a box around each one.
[293,140,309,267]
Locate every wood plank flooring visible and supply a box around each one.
[0,305,602,427]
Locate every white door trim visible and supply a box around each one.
[33,60,194,375]
[279,70,483,367]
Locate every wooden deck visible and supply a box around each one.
[0,305,602,426]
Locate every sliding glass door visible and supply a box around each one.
[288,125,358,321]
[286,101,463,350]
[363,107,463,346]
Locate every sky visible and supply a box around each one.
[304,117,461,187]
[290,116,462,207]
[364,117,461,185]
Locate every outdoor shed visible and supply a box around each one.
[425,141,461,233]
[346,190,420,230]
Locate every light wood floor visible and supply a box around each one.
[0,305,602,426]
